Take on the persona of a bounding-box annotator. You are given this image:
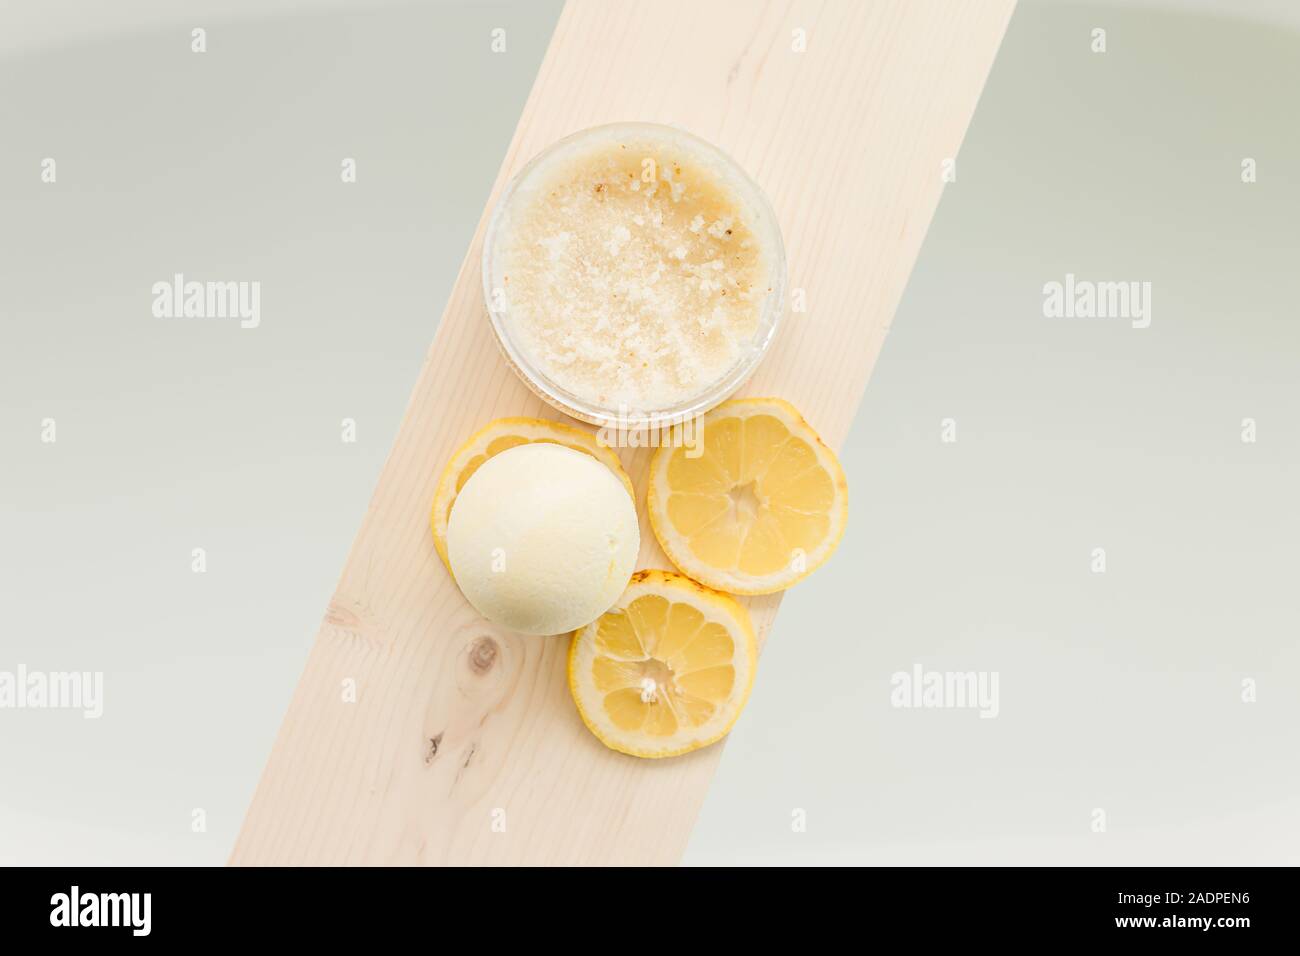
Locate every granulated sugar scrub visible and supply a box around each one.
[483,123,786,427]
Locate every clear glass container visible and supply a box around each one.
[481,122,787,430]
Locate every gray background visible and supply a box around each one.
[1,0,1296,865]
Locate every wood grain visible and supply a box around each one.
[231,0,1014,866]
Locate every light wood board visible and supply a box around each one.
[231,0,1015,866]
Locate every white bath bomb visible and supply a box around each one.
[447,442,639,635]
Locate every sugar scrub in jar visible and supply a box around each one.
[482,123,786,428]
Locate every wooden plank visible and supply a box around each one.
[231,0,1014,866]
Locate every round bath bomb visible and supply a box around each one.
[447,442,639,635]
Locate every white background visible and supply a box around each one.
[2,0,1297,865]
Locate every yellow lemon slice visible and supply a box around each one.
[431,417,633,572]
[647,398,847,594]
[568,570,757,759]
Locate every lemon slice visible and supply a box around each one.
[568,569,757,759]
[431,417,633,571]
[647,398,847,594]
